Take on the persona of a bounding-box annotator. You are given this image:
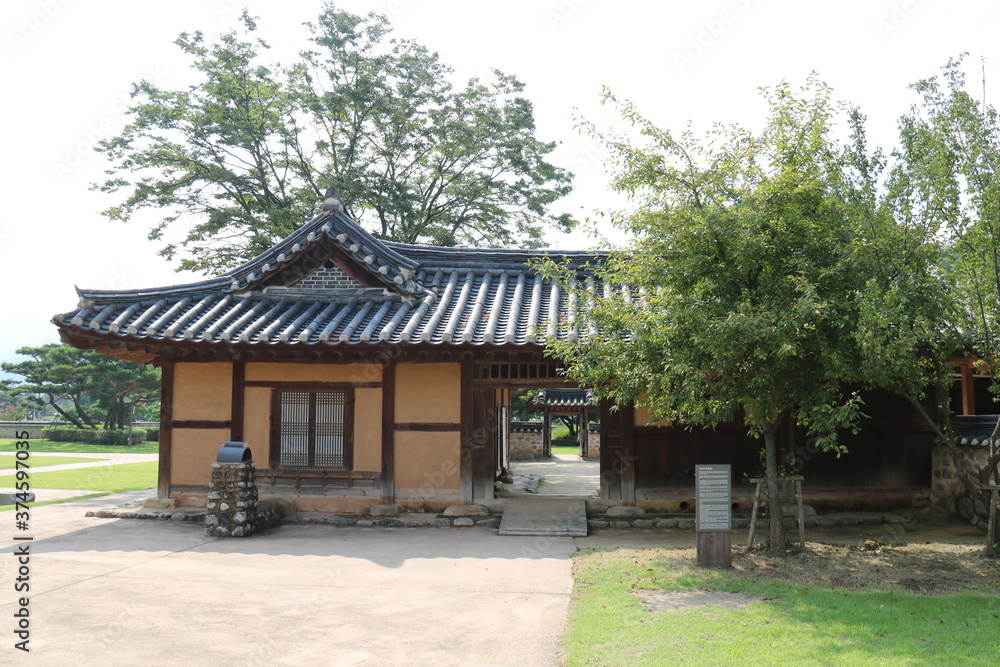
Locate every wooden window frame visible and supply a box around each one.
[269,385,355,470]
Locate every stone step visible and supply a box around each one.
[498,497,587,537]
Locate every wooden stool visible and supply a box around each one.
[747,476,805,549]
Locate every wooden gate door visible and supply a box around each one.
[599,398,635,503]
[471,385,497,500]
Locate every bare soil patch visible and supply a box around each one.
[651,541,1000,595]
[632,589,762,611]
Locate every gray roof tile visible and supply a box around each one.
[54,210,612,349]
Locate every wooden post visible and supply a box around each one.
[961,363,976,416]
[459,360,474,504]
[747,479,763,549]
[157,361,174,499]
[795,478,805,548]
[986,484,1000,556]
[230,360,245,442]
[697,531,732,569]
[380,359,396,504]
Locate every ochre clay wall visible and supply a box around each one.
[394,431,461,496]
[353,387,382,472]
[634,404,670,428]
[395,363,460,423]
[172,363,232,421]
[170,364,233,484]
[172,428,232,484]
[394,363,461,500]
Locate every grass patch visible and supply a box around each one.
[0,461,157,492]
[552,444,580,454]
[0,455,104,470]
[0,438,159,454]
[565,546,1000,666]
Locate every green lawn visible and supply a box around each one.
[551,444,580,454]
[0,438,159,454]
[565,548,1000,666]
[0,455,104,470]
[0,461,157,492]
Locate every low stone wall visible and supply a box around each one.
[932,444,996,498]
[584,424,600,458]
[510,426,545,460]
[0,421,69,439]
[509,422,601,460]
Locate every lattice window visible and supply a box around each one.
[473,363,563,380]
[273,389,352,469]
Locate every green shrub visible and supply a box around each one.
[41,426,147,446]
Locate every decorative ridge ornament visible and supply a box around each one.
[322,185,344,214]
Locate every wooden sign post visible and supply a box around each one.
[695,464,732,569]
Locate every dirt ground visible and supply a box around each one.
[651,513,1000,595]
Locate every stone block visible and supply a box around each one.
[357,519,374,527]
[633,519,654,529]
[654,518,679,528]
[453,517,475,527]
[609,520,632,529]
[587,520,609,529]
[443,504,490,517]
[370,503,406,517]
[142,497,177,509]
[170,512,187,521]
[476,518,500,528]
[432,518,453,527]
[606,505,646,518]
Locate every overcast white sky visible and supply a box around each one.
[2,0,998,371]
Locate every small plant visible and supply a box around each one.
[857,538,882,553]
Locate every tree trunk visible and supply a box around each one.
[48,395,83,428]
[763,419,786,553]
[72,396,96,428]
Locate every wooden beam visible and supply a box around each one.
[961,363,976,416]
[158,362,174,499]
[621,402,636,504]
[244,380,382,389]
[381,358,396,504]
[231,360,245,442]
[394,423,461,432]
[171,420,232,430]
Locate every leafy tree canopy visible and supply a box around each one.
[1,344,160,430]
[95,3,573,274]
[538,78,952,551]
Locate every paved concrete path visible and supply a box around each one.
[510,452,599,496]
[0,491,576,666]
[0,451,158,473]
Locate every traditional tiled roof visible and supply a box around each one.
[53,208,610,353]
[952,415,999,448]
[533,388,595,408]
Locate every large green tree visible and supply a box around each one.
[539,79,949,552]
[95,4,572,273]
[888,55,1000,526]
[1,344,160,430]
